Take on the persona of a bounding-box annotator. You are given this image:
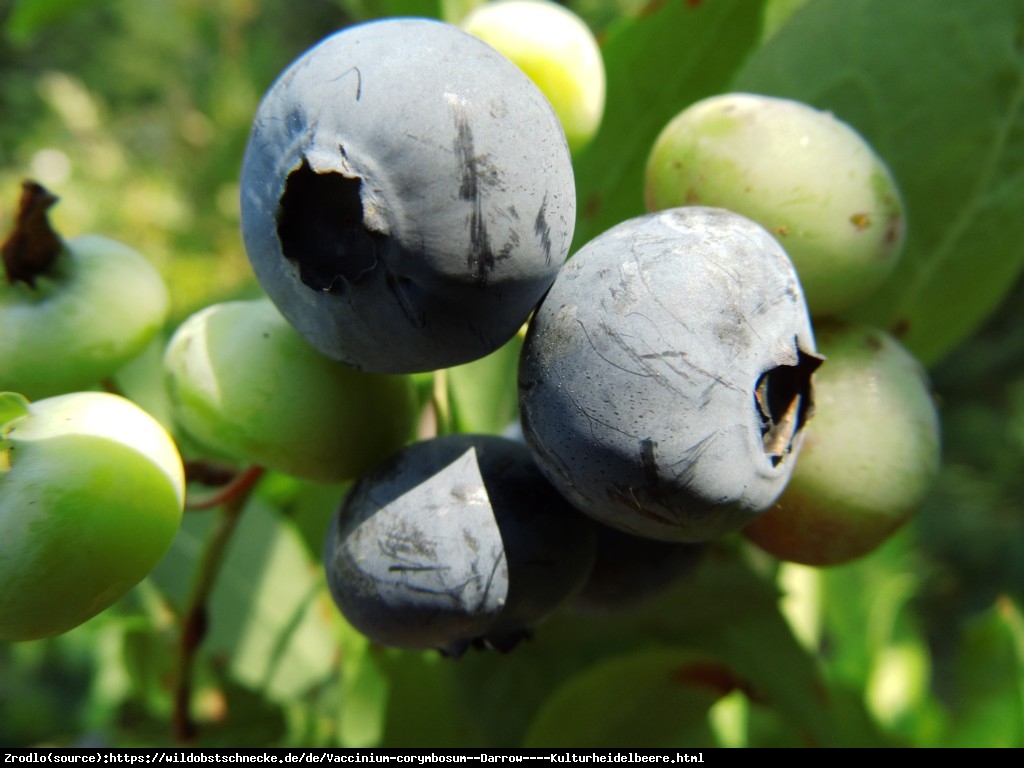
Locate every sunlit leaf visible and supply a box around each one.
[571,0,767,249]
[150,499,339,703]
[447,334,522,436]
[337,633,388,748]
[734,0,1024,365]
[815,544,916,687]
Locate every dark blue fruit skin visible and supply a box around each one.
[519,207,820,543]
[571,524,707,615]
[240,18,575,374]
[322,434,596,657]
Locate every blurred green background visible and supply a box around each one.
[1,0,1022,748]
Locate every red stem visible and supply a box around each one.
[186,464,266,511]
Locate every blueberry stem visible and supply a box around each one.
[183,459,240,489]
[172,464,264,744]
[185,463,265,511]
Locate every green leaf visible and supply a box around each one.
[542,545,887,747]
[571,0,767,249]
[450,545,884,747]
[941,598,1024,747]
[447,334,522,435]
[761,0,808,41]
[523,647,725,748]
[5,0,107,45]
[377,649,487,748]
[734,0,1024,365]
[337,634,389,748]
[440,0,484,25]
[206,499,339,702]
[450,635,606,747]
[333,0,443,23]
[640,552,855,747]
[260,472,350,560]
[150,498,339,703]
[816,534,922,689]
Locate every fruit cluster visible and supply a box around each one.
[0,3,940,653]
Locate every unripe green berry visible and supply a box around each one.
[645,93,906,317]
[0,391,184,641]
[462,0,605,152]
[163,298,417,482]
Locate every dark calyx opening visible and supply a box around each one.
[755,344,824,467]
[276,158,385,292]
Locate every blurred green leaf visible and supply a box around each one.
[656,551,882,747]
[547,546,886,747]
[523,646,725,747]
[440,0,484,25]
[449,631,612,747]
[941,598,1024,747]
[450,545,884,747]
[761,0,807,40]
[111,334,175,432]
[377,649,487,748]
[204,499,338,702]
[259,472,349,560]
[5,0,107,45]
[571,0,767,249]
[119,616,176,723]
[334,0,443,22]
[0,637,92,746]
[150,498,339,704]
[196,675,289,748]
[447,334,522,435]
[149,508,215,610]
[337,633,388,748]
[816,535,922,689]
[734,0,1024,366]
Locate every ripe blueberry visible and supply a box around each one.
[519,207,822,542]
[322,434,596,657]
[240,18,575,373]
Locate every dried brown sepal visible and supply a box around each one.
[756,346,825,465]
[2,180,64,288]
